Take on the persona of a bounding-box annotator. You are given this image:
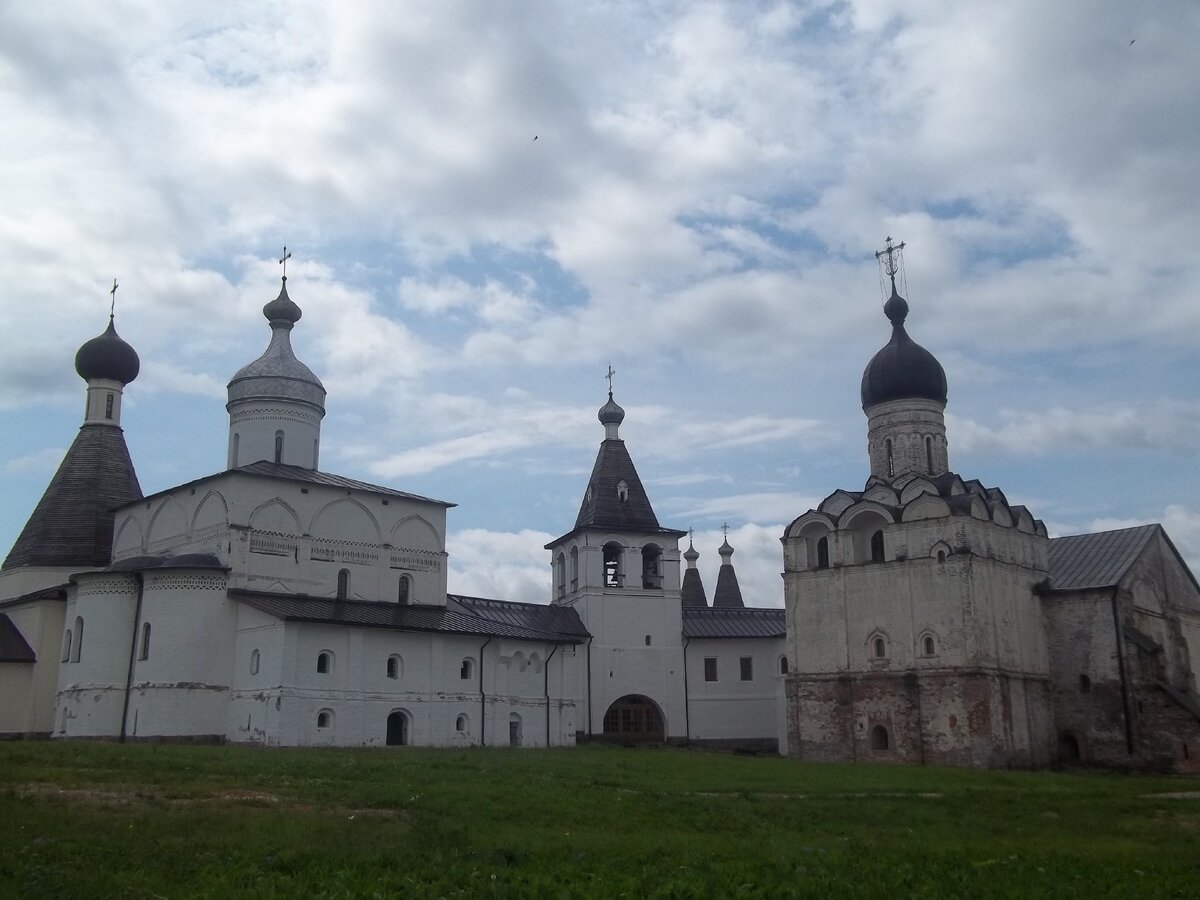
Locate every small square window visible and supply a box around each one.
[703,657,718,682]
[739,657,753,681]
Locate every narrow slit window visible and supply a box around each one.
[105,393,114,420]
[138,622,151,660]
[274,430,284,463]
[397,575,411,605]
[336,569,349,600]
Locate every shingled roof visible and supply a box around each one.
[572,439,664,532]
[1045,525,1158,592]
[3,424,142,570]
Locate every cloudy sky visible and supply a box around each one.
[2,1,1198,607]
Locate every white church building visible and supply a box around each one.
[3,249,1198,772]
[0,276,784,749]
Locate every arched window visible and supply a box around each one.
[386,710,408,746]
[923,635,935,656]
[509,712,523,747]
[61,629,72,663]
[250,649,260,675]
[570,546,579,590]
[456,714,468,734]
[317,651,332,674]
[641,544,662,589]
[336,569,349,600]
[230,432,240,468]
[317,709,333,729]
[460,658,474,681]
[274,430,284,464]
[873,637,886,659]
[937,549,947,563]
[397,575,411,605]
[138,622,151,661]
[926,436,934,473]
[387,655,401,680]
[644,634,652,646]
[886,438,894,477]
[556,552,567,598]
[603,542,623,587]
[71,616,84,663]
[816,537,829,569]
[870,724,889,751]
[1079,674,1091,693]
[779,655,789,675]
[870,530,885,563]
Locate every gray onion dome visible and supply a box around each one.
[75,316,140,385]
[860,285,947,408]
[598,391,625,427]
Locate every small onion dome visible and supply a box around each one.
[860,284,947,408]
[718,537,734,559]
[262,277,302,325]
[75,316,140,385]
[598,391,625,427]
[683,540,699,564]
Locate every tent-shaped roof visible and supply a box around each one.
[3,424,142,570]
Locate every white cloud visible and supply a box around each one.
[949,403,1200,457]
[447,527,555,604]
[3,447,66,474]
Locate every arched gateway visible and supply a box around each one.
[602,695,665,742]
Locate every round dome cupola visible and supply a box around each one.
[598,392,625,428]
[860,285,947,409]
[262,277,302,325]
[75,316,140,385]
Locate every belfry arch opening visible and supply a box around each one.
[602,694,665,743]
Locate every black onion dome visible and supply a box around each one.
[598,392,625,427]
[860,286,947,408]
[262,278,302,324]
[75,317,140,385]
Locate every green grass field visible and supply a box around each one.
[1,742,1198,898]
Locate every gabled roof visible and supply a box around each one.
[683,606,785,639]
[3,424,142,570]
[231,589,587,642]
[0,614,36,662]
[572,439,667,533]
[448,594,590,640]
[1046,525,1159,592]
[127,461,455,509]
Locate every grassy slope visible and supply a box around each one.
[1,742,1198,898]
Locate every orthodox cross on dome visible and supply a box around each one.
[109,278,118,317]
[874,236,909,300]
[605,364,616,395]
[721,522,729,538]
[279,245,292,278]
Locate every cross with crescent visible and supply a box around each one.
[109,278,118,317]
[605,365,616,394]
[279,245,292,278]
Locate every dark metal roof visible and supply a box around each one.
[0,614,36,663]
[3,424,143,570]
[681,568,708,608]
[448,594,590,639]
[231,590,587,642]
[1045,525,1158,592]
[683,606,785,639]
[0,586,68,612]
[102,553,227,573]
[572,439,669,534]
[129,461,455,508]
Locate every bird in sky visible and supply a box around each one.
[533,135,538,140]
[1129,39,1136,46]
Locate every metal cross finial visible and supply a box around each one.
[721,522,729,538]
[279,245,292,278]
[688,526,695,542]
[875,236,906,282]
[605,365,616,394]
[109,278,118,317]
